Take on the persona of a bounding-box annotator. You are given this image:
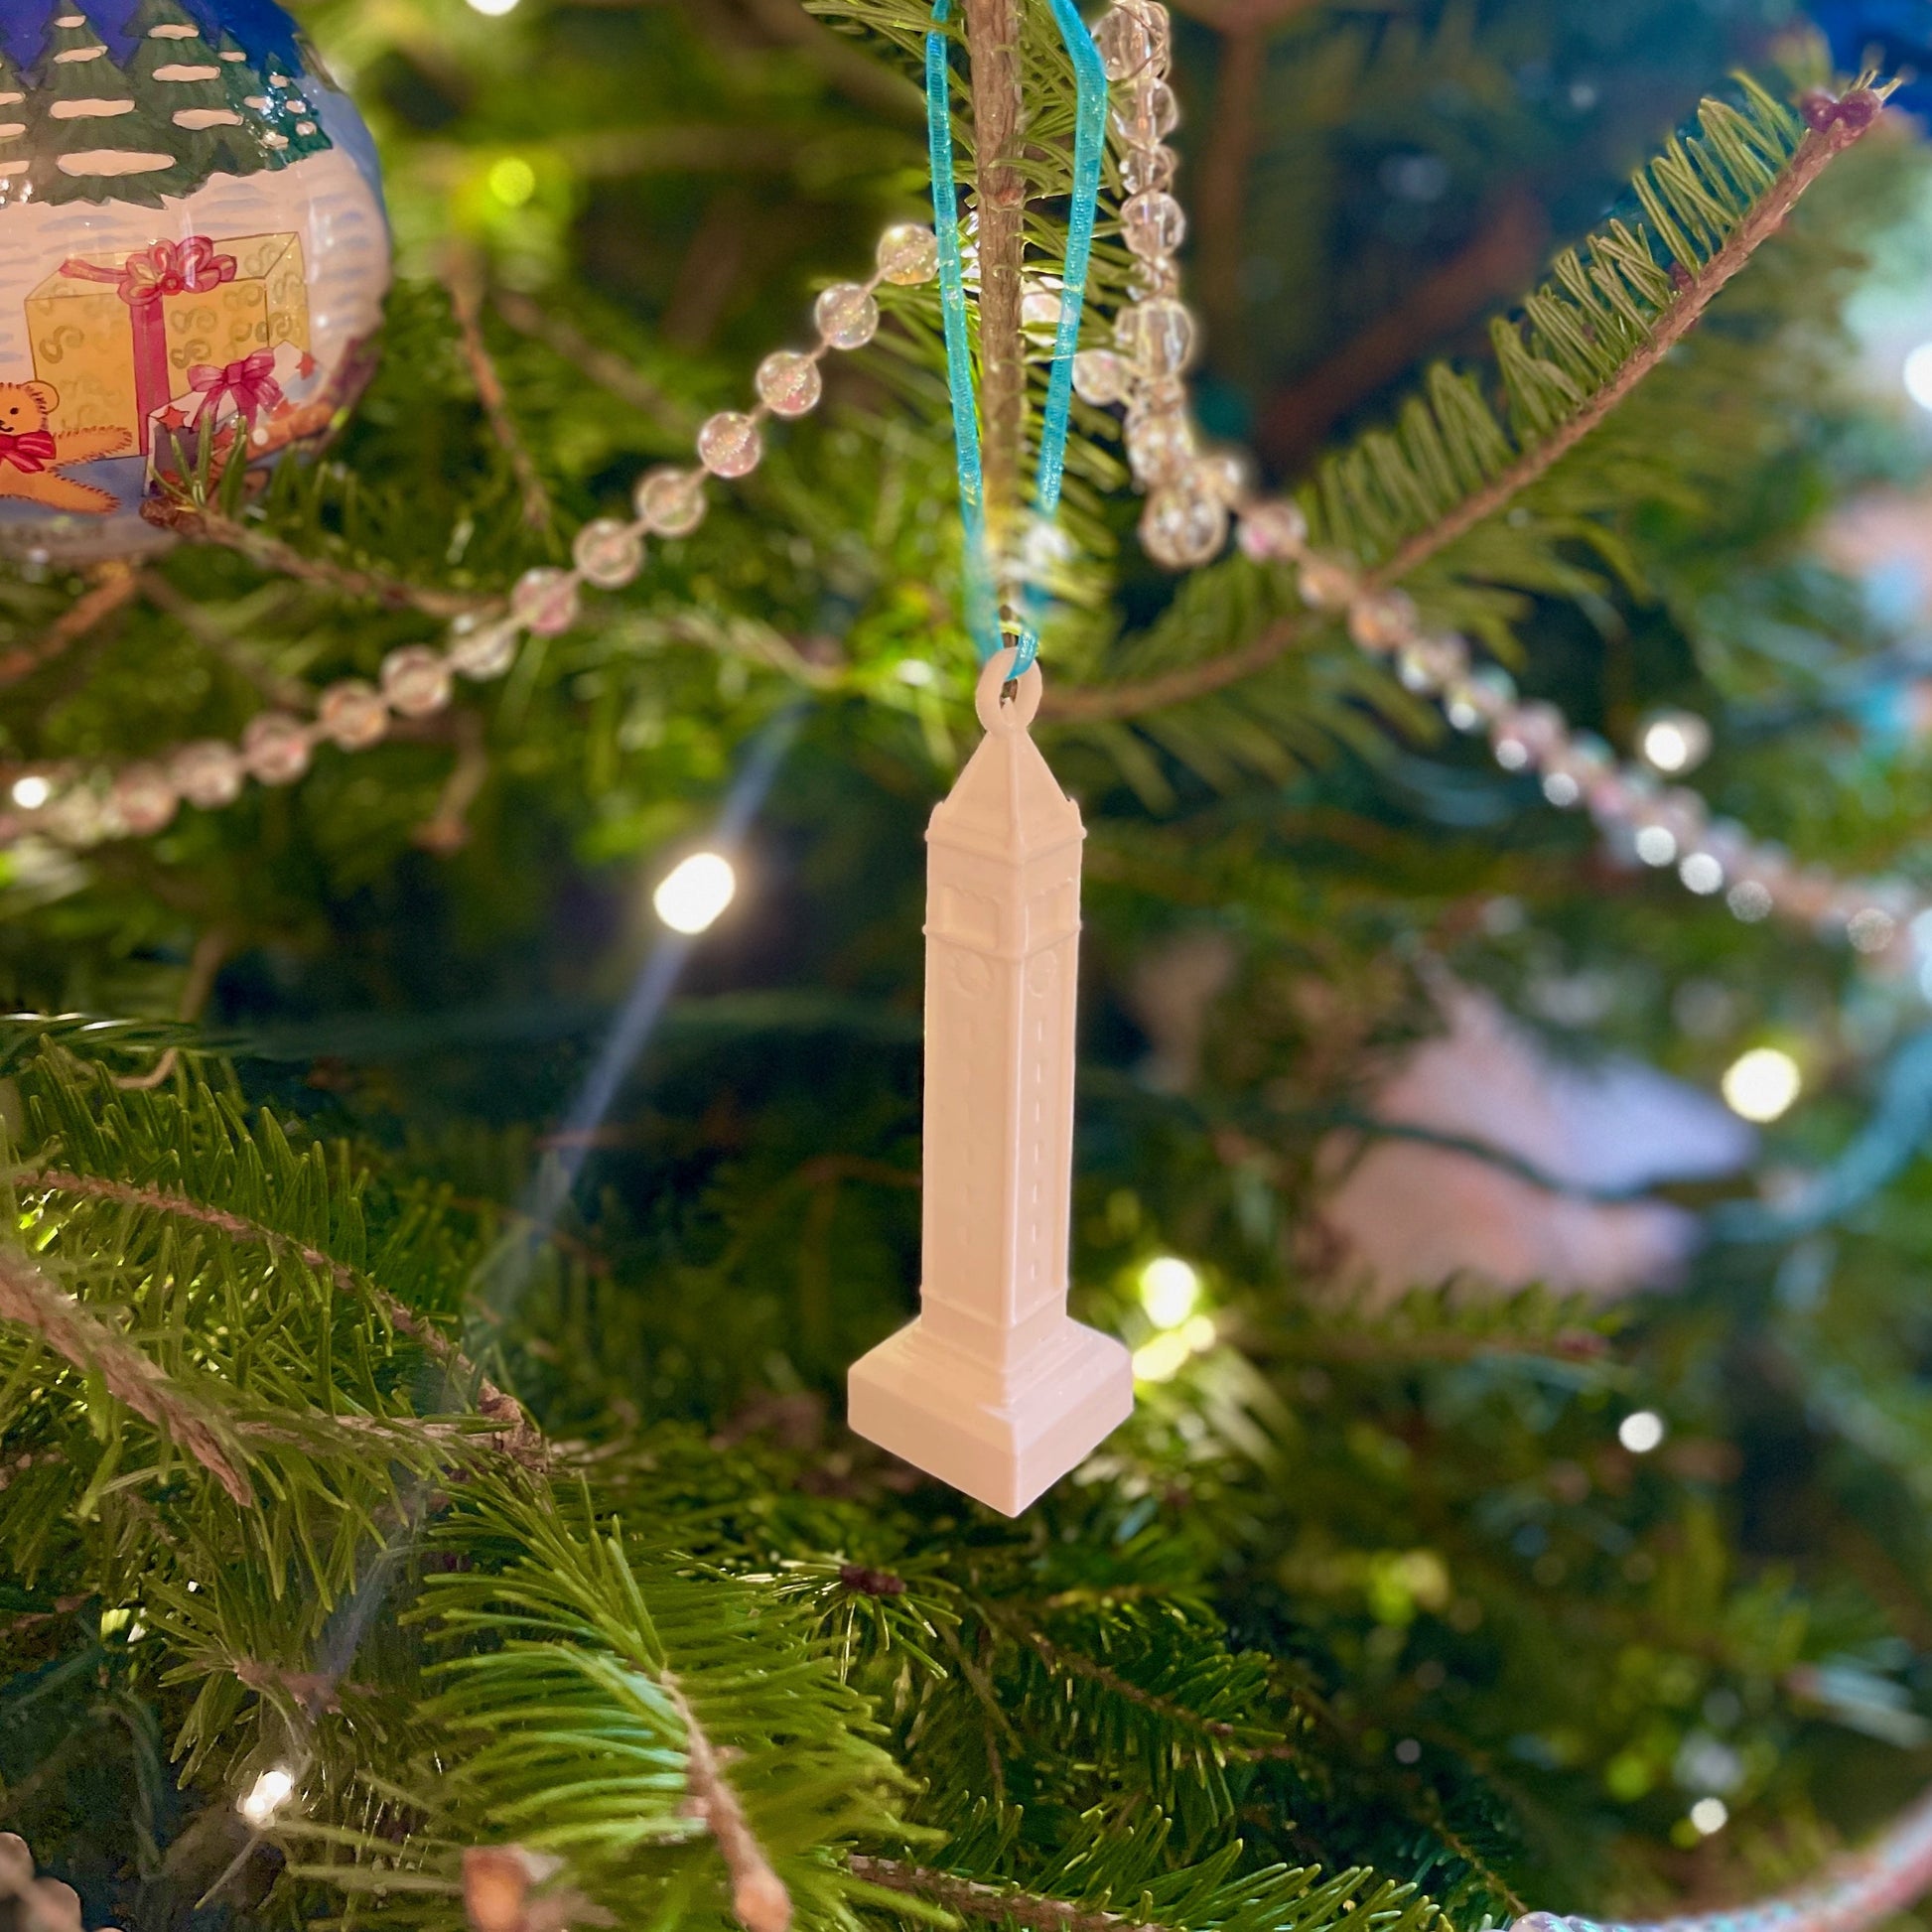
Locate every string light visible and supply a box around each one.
[1689,1796,1730,1836]
[466,0,520,16]
[1639,711,1712,775]
[1723,1046,1803,1123]
[652,852,737,935]
[1905,342,1932,412]
[1618,1410,1666,1453]
[1138,1254,1200,1328]
[9,775,48,810]
[237,1766,295,1828]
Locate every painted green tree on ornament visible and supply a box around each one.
[29,9,178,206]
[120,0,263,192]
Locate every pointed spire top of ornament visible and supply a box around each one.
[928,651,1083,864]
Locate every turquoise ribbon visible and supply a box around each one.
[924,0,1106,673]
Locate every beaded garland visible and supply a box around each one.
[1064,0,1932,999]
[0,220,939,847]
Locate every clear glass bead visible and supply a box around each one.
[1128,259,1181,303]
[1120,144,1175,196]
[815,283,880,350]
[1090,5,1153,80]
[110,762,178,836]
[1397,631,1468,693]
[1347,590,1419,653]
[1140,484,1227,569]
[510,567,581,637]
[1237,499,1309,561]
[572,517,645,590]
[697,411,762,480]
[1128,0,1171,68]
[447,617,521,681]
[242,711,311,785]
[1114,298,1194,377]
[1195,449,1250,506]
[633,467,708,538]
[380,644,454,717]
[1298,555,1357,610]
[1021,286,1063,334]
[756,350,823,419]
[1122,191,1186,260]
[170,739,243,810]
[1071,348,1131,407]
[320,679,389,752]
[1112,74,1179,147]
[43,786,106,847]
[1125,406,1193,483]
[876,222,939,286]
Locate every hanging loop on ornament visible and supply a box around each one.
[975,646,1042,734]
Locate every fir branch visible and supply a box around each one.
[142,501,496,620]
[0,561,139,691]
[0,1243,254,1506]
[488,289,699,434]
[445,248,556,535]
[847,1857,1174,1932]
[664,1674,793,1932]
[14,1168,546,1470]
[1366,89,1884,587]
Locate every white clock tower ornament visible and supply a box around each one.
[848,648,1135,1514]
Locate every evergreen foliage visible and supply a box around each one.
[1,2,1931,1932]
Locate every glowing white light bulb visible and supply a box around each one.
[1618,1410,1666,1454]
[1722,1046,1801,1124]
[1638,712,1711,775]
[238,1766,295,1828]
[1904,342,1932,412]
[1138,1255,1200,1329]
[1689,1796,1729,1836]
[652,852,736,935]
[467,0,519,16]
[9,775,49,810]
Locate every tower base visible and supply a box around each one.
[848,1313,1134,1516]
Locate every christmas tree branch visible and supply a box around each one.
[143,500,496,620]
[0,561,139,692]
[445,247,556,534]
[14,1167,545,1468]
[0,1243,254,1505]
[847,1857,1174,1932]
[489,288,699,433]
[665,1674,794,1932]
[1366,96,1882,588]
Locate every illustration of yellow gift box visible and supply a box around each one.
[24,232,310,455]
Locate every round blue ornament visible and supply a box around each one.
[0,0,389,560]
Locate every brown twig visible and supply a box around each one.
[489,290,698,434]
[445,248,554,533]
[1370,100,1882,586]
[965,0,1027,526]
[14,1169,545,1470]
[0,1244,253,1505]
[111,926,232,1091]
[1257,191,1549,467]
[0,560,141,692]
[142,501,496,621]
[1004,1614,1301,1759]
[415,706,490,857]
[665,1675,792,1932]
[847,1859,1180,1932]
[1191,22,1276,356]
[140,573,313,710]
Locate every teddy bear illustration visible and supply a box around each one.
[0,383,130,515]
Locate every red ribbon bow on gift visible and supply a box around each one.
[59,234,238,307]
[0,430,57,473]
[187,347,282,426]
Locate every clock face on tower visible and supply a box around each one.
[0,0,390,560]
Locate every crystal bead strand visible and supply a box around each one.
[1071,0,1239,570]
[1227,498,1929,981]
[3,223,940,850]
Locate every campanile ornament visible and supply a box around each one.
[848,648,1134,1515]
